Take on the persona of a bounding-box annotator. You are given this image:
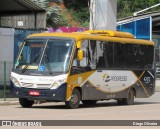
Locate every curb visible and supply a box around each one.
[0,100,44,106]
[0,101,19,106]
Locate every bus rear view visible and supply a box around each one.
[11,30,155,109]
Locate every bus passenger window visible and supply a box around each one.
[96,42,114,69]
[114,43,125,68]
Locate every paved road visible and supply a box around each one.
[0,92,160,129]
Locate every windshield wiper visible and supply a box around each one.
[21,53,40,73]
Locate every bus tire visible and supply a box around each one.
[82,100,97,106]
[122,88,135,105]
[65,88,80,109]
[19,98,34,108]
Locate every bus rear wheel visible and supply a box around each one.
[65,89,80,109]
[82,100,97,106]
[19,98,34,108]
[117,89,135,105]
[124,89,135,105]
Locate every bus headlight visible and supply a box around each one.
[10,77,21,87]
[50,79,66,89]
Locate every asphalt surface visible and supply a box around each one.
[0,83,160,129]
[0,92,160,129]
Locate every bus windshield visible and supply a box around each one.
[14,38,74,73]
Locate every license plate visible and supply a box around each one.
[29,90,40,96]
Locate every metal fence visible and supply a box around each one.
[0,61,16,100]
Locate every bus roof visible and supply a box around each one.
[27,30,154,46]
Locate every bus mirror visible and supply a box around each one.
[77,41,81,48]
[77,50,83,61]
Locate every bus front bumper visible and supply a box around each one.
[13,83,67,102]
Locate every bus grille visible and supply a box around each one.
[21,82,51,89]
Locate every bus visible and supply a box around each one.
[11,30,155,109]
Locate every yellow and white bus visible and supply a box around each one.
[11,30,155,109]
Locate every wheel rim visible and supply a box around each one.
[71,93,78,104]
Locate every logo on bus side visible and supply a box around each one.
[103,74,111,82]
[103,74,127,82]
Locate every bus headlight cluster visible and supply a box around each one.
[50,79,66,89]
[10,76,21,87]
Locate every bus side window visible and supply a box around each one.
[71,40,92,74]
[89,40,97,70]
[115,43,125,68]
[123,44,153,70]
[144,45,154,69]
[96,41,114,69]
[132,45,145,68]
[97,42,108,68]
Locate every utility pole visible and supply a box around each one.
[89,0,117,30]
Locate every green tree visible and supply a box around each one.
[62,0,89,27]
[33,0,160,27]
[32,0,62,28]
[63,0,88,10]
[117,0,160,19]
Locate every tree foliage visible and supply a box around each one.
[33,0,160,28]
[62,0,90,27]
[118,0,160,19]
[63,0,160,27]
[63,0,88,10]
[32,0,62,28]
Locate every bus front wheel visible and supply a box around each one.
[65,89,81,109]
[19,98,34,108]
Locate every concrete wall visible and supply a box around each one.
[0,12,46,29]
[0,28,14,86]
[0,28,14,62]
